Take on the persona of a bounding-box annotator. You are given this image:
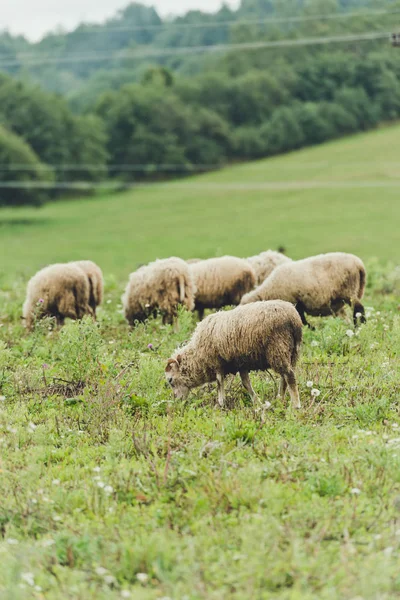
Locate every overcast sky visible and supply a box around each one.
[2,0,240,41]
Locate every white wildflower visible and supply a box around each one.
[52,479,60,486]
[136,573,149,583]
[350,488,361,495]
[383,324,389,331]
[6,538,18,545]
[0,395,5,401]
[355,312,362,319]
[104,574,116,585]
[21,573,35,586]
[53,515,62,522]
[311,389,321,397]
[97,481,105,489]
[383,546,393,557]
[311,340,318,347]
[345,330,354,338]
[35,586,42,592]
[376,311,381,316]
[93,466,101,473]
[106,299,112,304]
[104,485,114,494]
[306,381,313,388]
[95,567,108,577]
[121,592,131,599]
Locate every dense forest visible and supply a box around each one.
[0,0,400,206]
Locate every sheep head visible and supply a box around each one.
[165,355,190,400]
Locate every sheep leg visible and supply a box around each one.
[353,302,366,326]
[284,369,301,409]
[295,302,314,330]
[197,307,205,321]
[279,376,288,400]
[216,372,226,408]
[240,371,271,409]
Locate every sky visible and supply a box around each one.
[2,0,240,41]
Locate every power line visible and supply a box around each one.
[1,180,400,191]
[0,31,391,68]
[28,7,400,36]
[2,160,400,173]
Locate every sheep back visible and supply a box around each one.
[247,250,292,285]
[242,252,366,316]
[122,257,195,325]
[23,263,91,328]
[73,260,104,311]
[189,256,256,310]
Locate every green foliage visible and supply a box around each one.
[0,123,53,207]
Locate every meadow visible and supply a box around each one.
[0,125,400,599]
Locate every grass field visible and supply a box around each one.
[1,126,400,599]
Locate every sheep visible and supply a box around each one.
[122,257,195,327]
[189,256,256,320]
[71,260,104,318]
[241,252,366,328]
[247,250,292,285]
[165,300,303,409]
[23,263,93,330]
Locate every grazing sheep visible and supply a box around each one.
[165,300,303,409]
[247,250,292,285]
[23,263,93,330]
[72,260,104,317]
[189,256,256,320]
[241,252,366,327]
[122,257,195,327]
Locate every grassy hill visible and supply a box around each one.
[0,125,400,598]
[1,123,399,287]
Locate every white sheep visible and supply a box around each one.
[165,300,303,409]
[247,250,292,285]
[122,257,196,326]
[242,252,366,327]
[189,256,256,320]
[23,263,93,330]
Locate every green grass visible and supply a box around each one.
[1,126,400,598]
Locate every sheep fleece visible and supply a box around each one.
[23,263,91,328]
[247,250,292,285]
[241,252,366,315]
[189,256,256,309]
[123,257,195,324]
[169,300,302,386]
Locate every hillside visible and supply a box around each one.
[0,123,399,286]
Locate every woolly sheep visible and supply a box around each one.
[189,256,256,320]
[23,263,93,330]
[165,300,303,409]
[122,257,195,327]
[71,260,104,317]
[241,252,366,327]
[247,250,292,285]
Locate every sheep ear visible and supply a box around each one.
[176,354,182,365]
[166,358,179,372]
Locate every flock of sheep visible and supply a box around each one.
[22,250,367,409]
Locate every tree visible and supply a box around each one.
[0,124,54,207]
